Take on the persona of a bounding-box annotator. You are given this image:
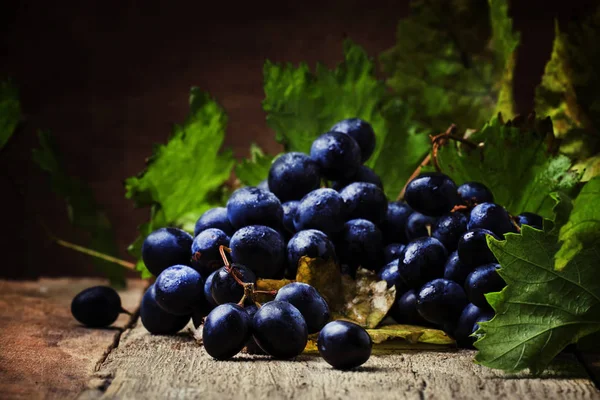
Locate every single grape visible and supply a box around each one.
[203,303,252,360]
[340,182,388,225]
[141,284,190,334]
[204,270,218,307]
[378,259,408,293]
[383,243,406,264]
[331,165,383,191]
[281,200,300,236]
[404,172,459,217]
[257,179,270,192]
[465,263,505,309]
[468,202,518,237]
[268,152,322,202]
[399,237,448,288]
[453,303,493,348]
[310,131,361,181]
[294,188,347,235]
[317,320,372,370]
[457,182,494,205]
[194,207,234,237]
[226,186,283,230]
[190,228,230,278]
[154,265,204,316]
[381,202,413,244]
[416,278,468,326]
[252,301,308,359]
[243,304,265,354]
[389,289,429,326]
[230,225,286,278]
[405,212,438,241]
[211,264,257,305]
[457,229,499,268]
[516,212,544,230]
[330,118,376,163]
[472,313,493,336]
[286,229,336,279]
[337,219,384,272]
[443,250,472,286]
[432,212,468,252]
[275,282,330,333]
[71,286,125,328]
[141,227,193,276]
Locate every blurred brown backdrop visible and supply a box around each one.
[0,0,595,280]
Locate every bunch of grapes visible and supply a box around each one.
[72,116,544,367]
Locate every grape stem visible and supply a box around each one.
[53,238,137,270]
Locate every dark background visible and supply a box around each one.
[0,0,596,280]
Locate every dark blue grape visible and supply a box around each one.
[282,200,300,236]
[268,152,322,202]
[141,227,193,277]
[330,118,376,163]
[381,202,413,244]
[432,212,468,252]
[472,313,493,335]
[337,219,383,272]
[405,172,459,217]
[294,188,347,235]
[203,303,252,360]
[194,207,234,237]
[389,289,430,326]
[443,250,472,286]
[399,237,448,288]
[516,212,544,230]
[378,259,408,292]
[226,186,283,230]
[230,225,286,278]
[310,131,361,181]
[331,165,383,191]
[416,278,468,325]
[275,282,330,333]
[468,202,518,237]
[71,286,124,328]
[453,303,493,348]
[154,265,204,316]
[317,320,372,370]
[405,212,438,241]
[140,284,191,334]
[465,263,505,309]
[286,229,336,279]
[211,265,257,305]
[383,243,406,264]
[340,182,388,225]
[252,301,308,359]
[190,228,230,278]
[204,270,218,307]
[457,182,494,205]
[242,304,265,354]
[457,229,499,268]
[257,179,270,192]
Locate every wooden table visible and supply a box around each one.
[1,278,599,400]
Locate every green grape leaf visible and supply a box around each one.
[235,143,277,186]
[0,79,21,151]
[474,224,600,374]
[555,177,600,270]
[32,131,124,287]
[125,89,235,275]
[534,9,600,160]
[380,0,519,133]
[423,115,580,218]
[263,39,428,198]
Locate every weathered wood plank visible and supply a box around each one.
[0,278,145,400]
[83,320,600,400]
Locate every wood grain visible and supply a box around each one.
[81,320,600,400]
[0,278,145,400]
